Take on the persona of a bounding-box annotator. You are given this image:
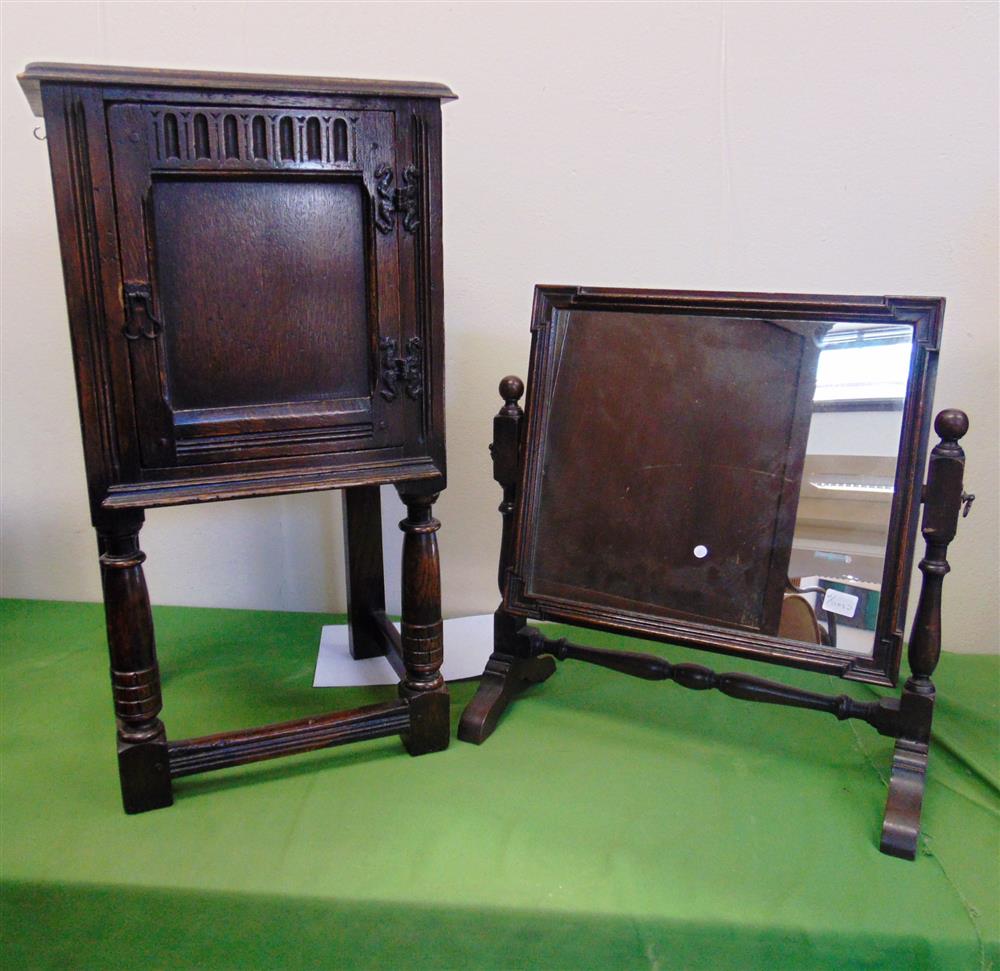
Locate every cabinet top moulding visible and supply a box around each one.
[18,62,458,117]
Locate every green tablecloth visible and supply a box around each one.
[1,598,997,969]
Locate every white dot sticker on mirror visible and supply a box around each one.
[693,545,709,559]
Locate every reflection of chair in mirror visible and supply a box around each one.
[780,580,838,648]
[458,286,972,860]
[779,593,823,646]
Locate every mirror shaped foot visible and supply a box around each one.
[879,737,929,860]
[458,651,556,744]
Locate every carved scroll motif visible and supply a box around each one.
[397,164,420,233]
[373,164,395,235]
[379,336,424,402]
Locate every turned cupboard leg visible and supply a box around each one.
[342,486,388,660]
[395,488,449,755]
[97,514,172,814]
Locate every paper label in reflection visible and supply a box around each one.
[822,588,860,619]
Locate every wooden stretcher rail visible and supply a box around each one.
[167,700,411,778]
[534,630,901,736]
[372,610,407,680]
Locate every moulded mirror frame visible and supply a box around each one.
[503,286,945,687]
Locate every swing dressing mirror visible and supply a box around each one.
[460,286,970,858]
[505,287,943,685]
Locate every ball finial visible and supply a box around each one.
[934,408,969,441]
[499,375,524,405]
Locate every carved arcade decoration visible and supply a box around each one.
[146,105,357,168]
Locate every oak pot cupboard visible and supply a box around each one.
[20,63,455,812]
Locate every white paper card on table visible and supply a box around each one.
[821,588,860,619]
[313,613,495,687]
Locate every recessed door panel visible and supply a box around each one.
[152,177,370,411]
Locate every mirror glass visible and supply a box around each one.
[519,300,922,669]
[788,321,913,657]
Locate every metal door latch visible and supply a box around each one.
[122,283,162,340]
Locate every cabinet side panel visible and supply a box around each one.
[417,102,446,481]
[39,84,130,525]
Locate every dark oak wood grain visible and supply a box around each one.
[524,309,824,636]
[152,179,370,410]
[23,63,453,812]
[535,630,899,736]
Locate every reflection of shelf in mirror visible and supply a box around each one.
[790,537,886,586]
[809,476,895,494]
[792,537,888,558]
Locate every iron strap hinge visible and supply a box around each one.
[379,336,423,402]
[373,164,420,235]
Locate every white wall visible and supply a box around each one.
[2,1,997,653]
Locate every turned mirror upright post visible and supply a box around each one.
[460,286,973,860]
[20,63,455,812]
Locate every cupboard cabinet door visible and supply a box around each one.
[107,102,409,469]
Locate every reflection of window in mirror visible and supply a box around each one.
[813,322,913,410]
[788,322,914,654]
